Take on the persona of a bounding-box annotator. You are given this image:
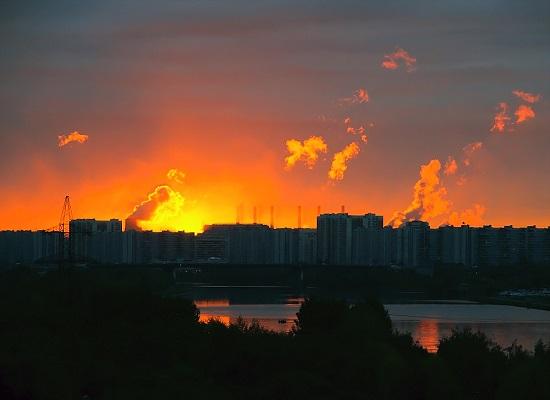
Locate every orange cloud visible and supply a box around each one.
[456,176,467,186]
[381,47,417,72]
[344,117,370,143]
[514,104,535,124]
[448,204,486,226]
[167,168,186,184]
[390,159,451,227]
[462,141,483,166]
[381,58,398,70]
[512,90,541,104]
[339,88,369,105]
[284,135,328,170]
[328,142,360,181]
[346,125,365,135]
[490,102,511,133]
[57,131,89,147]
[444,156,458,176]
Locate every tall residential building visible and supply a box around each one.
[297,228,317,265]
[431,225,478,267]
[202,224,272,264]
[271,228,317,265]
[69,219,123,263]
[397,220,430,268]
[272,228,298,264]
[317,214,353,265]
[351,213,384,266]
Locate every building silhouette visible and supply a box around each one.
[1,214,549,268]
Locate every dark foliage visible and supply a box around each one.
[0,269,548,399]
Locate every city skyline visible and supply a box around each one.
[1,1,549,231]
[2,213,548,268]
[3,204,550,235]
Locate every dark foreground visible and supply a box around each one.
[1,269,549,399]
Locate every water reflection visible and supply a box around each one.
[192,297,550,351]
[199,313,230,325]
[194,299,230,308]
[414,320,439,353]
[194,298,301,332]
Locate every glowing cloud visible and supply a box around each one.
[284,135,328,170]
[514,104,535,124]
[444,156,458,176]
[126,185,185,231]
[490,102,511,133]
[381,47,417,72]
[390,159,451,227]
[512,90,541,104]
[167,168,186,184]
[448,204,486,226]
[328,142,360,181]
[344,117,371,144]
[456,176,467,186]
[463,141,483,166]
[339,88,369,105]
[57,131,89,147]
[346,125,366,135]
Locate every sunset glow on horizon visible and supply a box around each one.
[1,2,548,232]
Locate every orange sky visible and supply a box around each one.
[1,2,549,231]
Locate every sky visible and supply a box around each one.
[1,0,549,232]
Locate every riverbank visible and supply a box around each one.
[1,269,549,399]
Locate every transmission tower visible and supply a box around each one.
[59,195,72,239]
[57,195,73,267]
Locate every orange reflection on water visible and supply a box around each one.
[199,313,230,325]
[194,299,230,308]
[415,319,440,353]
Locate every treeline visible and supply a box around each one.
[0,269,549,399]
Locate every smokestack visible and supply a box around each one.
[317,205,321,216]
[236,205,240,224]
[270,206,274,228]
[253,206,257,224]
[341,205,345,213]
[298,206,302,229]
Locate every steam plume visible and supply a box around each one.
[512,90,541,104]
[514,104,535,124]
[126,185,184,231]
[448,204,486,226]
[284,136,328,170]
[381,47,417,72]
[167,168,186,184]
[463,141,483,166]
[346,125,366,135]
[444,156,458,176]
[58,131,89,147]
[490,102,511,133]
[328,142,360,181]
[338,88,369,105]
[390,159,451,227]
[344,117,370,143]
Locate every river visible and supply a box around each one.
[177,285,550,353]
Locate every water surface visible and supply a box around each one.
[190,291,550,352]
